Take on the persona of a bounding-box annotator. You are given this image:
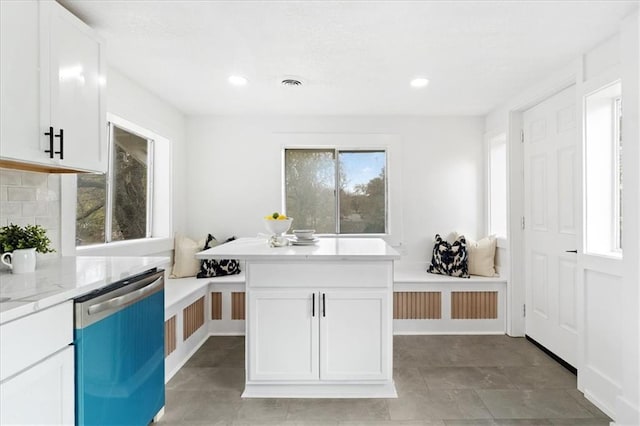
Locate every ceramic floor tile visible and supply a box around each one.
[168,390,242,425]
[420,367,517,390]
[393,367,430,397]
[232,421,339,426]
[565,389,610,419]
[500,365,576,390]
[183,347,235,368]
[547,419,611,425]
[166,367,245,392]
[339,421,445,426]
[163,336,608,425]
[443,419,553,425]
[387,390,492,421]
[286,399,389,422]
[476,389,594,419]
[235,398,289,422]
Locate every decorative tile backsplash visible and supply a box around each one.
[0,168,61,254]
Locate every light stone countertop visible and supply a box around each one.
[196,237,400,261]
[0,255,170,324]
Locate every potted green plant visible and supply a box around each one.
[0,224,54,274]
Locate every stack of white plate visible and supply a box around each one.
[290,229,319,245]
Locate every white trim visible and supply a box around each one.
[75,237,172,257]
[241,382,397,399]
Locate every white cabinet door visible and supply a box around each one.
[248,290,319,381]
[0,0,106,172]
[320,290,390,381]
[0,0,42,163]
[42,0,107,172]
[0,346,75,426]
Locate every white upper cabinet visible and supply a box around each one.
[0,0,107,173]
[0,1,41,165]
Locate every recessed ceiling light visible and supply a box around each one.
[410,77,429,88]
[228,75,248,86]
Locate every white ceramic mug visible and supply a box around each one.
[1,248,37,274]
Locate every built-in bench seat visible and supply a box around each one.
[393,262,507,335]
[163,272,246,381]
[162,261,508,381]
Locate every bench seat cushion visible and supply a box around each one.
[165,272,246,309]
[395,262,505,284]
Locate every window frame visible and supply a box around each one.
[612,96,622,252]
[283,147,389,236]
[583,79,623,257]
[61,113,172,256]
[100,122,155,244]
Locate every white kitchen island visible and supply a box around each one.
[196,237,400,398]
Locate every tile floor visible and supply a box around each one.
[158,335,610,425]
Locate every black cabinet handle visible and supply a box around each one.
[322,293,326,317]
[312,293,315,317]
[44,126,54,158]
[54,128,64,159]
[565,250,578,253]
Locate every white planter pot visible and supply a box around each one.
[1,248,37,274]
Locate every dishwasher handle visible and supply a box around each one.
[88,277,163,316]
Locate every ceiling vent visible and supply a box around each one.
[281,78,303,87]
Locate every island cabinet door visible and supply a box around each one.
[248,290,319,381]
[319,290,390,381]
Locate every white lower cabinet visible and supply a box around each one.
[0,301,74,425]
[246,272,393,397]
[0,346,75,426]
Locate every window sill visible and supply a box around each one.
[75,237,173,257]
[584,251,622,260]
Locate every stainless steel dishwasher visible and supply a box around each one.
[74,268,165,426]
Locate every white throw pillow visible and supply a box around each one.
[170,234,206,278]
[466,235,497,277]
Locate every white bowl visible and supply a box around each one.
[264,218,293,235]
[293,229,315,239]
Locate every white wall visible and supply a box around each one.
[105,67,188,239]
[185,116,485,263]
[60,67,187,257]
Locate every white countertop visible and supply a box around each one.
[0,256,170,324]
[196,237,400,261]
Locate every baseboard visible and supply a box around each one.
[584,389,617,420]
[613,394,640,425]
[209,332,245,336]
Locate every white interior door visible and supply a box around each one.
[523,85,579,367]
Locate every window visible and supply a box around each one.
[613,96,622,250]
[76,124,153,246]
[487,133,507,238]
[584,81,622,255]
[284,148,387,234]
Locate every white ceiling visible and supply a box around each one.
[61,0,638,117]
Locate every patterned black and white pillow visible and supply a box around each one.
[427,234,470,278]
[197,234,241,278]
